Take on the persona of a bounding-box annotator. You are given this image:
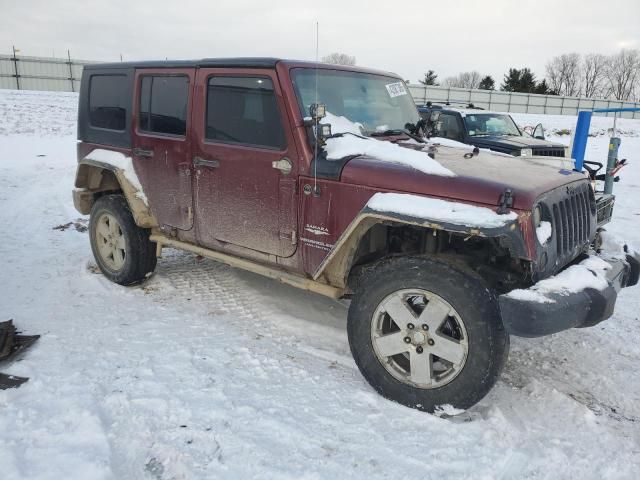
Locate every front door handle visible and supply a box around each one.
[272,157,292,175]
[133,147,154,158]
[193,156,220,169]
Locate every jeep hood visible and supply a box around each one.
[340,144,586,210]
[471,135,565,152]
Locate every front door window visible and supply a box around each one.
[206,77,286,149]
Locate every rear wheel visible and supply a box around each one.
[89,194,157,285]
[348,256,509,412]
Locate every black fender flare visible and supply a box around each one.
[312,205,526,289]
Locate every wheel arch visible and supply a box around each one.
[73,159,159,228]
[313,208,526,291]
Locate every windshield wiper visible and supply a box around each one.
[370,129,425,143]
[473,132,519,137]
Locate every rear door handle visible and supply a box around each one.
[133,147,154,158]
[193,156,220,168]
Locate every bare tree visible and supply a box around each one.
[443,71,482,89]
[545,53,581,96]
[582,53,608,98]
[321,52,356,66]
[604,49,640,101]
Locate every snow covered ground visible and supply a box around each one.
[1,89,639,480]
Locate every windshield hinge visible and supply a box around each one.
[497,188,514,214]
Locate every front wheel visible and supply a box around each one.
[89,194,157,285]
[348,256,509,412]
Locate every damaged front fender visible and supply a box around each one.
[313,194,530,289]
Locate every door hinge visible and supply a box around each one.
[497,188,514,214]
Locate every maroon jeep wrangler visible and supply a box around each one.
[73,58,639,412]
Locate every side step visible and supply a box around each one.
[150,234,344,299]
[0,319,40,390]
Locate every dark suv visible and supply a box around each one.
[72,58,639,413]
[418,104,566,158]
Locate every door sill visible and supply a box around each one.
[150,234,343,299]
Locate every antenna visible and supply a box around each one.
[313,21,320,196]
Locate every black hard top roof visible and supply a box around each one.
[83,57,400,78]
[85,57,281,70]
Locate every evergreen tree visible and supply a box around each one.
[533,79,556,95]
[478,75,495,90]
[501,68,538,93]
[519,68,537,92]
[418,70,439,86]
[501,68,522,92]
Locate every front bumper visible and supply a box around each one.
[499,252,640,337]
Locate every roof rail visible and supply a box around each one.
[422,100,484,110]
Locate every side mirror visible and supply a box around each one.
[533,123,545,140]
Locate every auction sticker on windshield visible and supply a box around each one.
[385,82,407,98]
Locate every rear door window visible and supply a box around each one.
[139,76,189,136]
[89,75,128,130]
[205,76,286,150]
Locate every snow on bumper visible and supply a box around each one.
[499,251,640,337]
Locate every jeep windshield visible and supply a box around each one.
[463,113,522,137]
[291,68,420,136]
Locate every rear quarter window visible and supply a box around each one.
[89,75,128,131]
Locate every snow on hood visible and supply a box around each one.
[323,112,365,136]
[425,137,515,159]
[84,149,148,205]
[321,113,456,178]
[426,137,473,149]
[366,192,518,228]
[504,256,611,304]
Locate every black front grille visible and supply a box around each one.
[532,148,565,157]
[596,194,615,227]
[548,183,593,259]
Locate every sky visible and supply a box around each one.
[1,0,639,85]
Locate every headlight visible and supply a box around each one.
[533,205,542,227]
[521,148,533,156]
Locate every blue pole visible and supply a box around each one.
[571,111,592,171]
